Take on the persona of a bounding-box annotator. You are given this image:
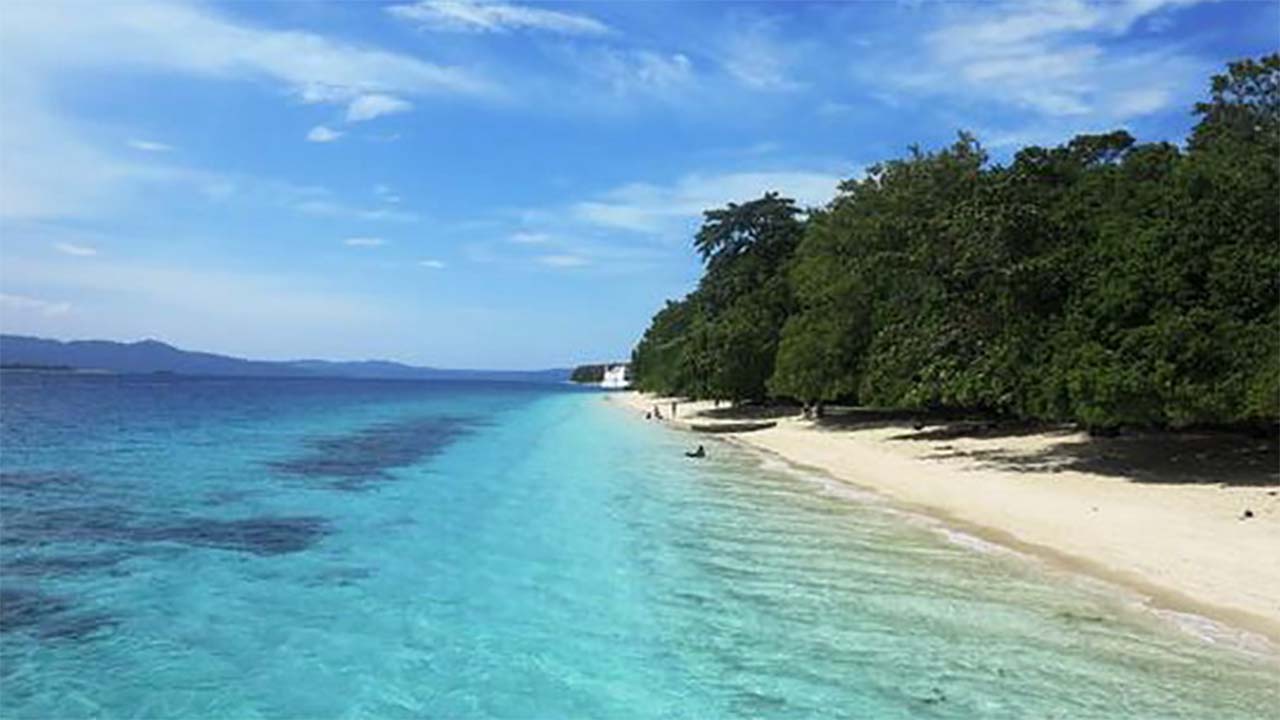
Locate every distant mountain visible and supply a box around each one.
[0,335,571,383]
[0,336,299,377]
[286,358,571,383]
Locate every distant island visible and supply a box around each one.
[0,335,572,384]
[0,362,77,372]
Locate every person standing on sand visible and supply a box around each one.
[671,401,678,418]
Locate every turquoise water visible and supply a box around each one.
[1,375,1276,718]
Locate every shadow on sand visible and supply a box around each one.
[703,404,1279,487]
[904,428,1279,487]
[697,403,804,421]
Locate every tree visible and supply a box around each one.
[632,56,1280,430]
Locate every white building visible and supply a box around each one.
[601,364,630,389]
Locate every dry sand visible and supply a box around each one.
[609,392,1280,645]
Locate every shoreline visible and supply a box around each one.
[607,391,1280,649]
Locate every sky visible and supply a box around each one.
[1,0,1276,369]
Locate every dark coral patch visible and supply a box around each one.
[4,551,132,577]
[1,504,329,556]
[0,471,84,489]
[0,587,71,631]
[0,504,141,547]
[269,415,478,488]
[0,587,114,640]
[0,472,87,506]
[145,516,331,556]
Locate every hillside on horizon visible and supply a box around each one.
[0,335,572,383]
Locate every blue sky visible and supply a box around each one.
[1,1,1275,369]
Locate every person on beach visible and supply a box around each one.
[671,401,678,418]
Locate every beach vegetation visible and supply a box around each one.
[631,55,1280,430]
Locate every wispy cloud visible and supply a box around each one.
[570,170,844,234]
[306,126,344,143]
[127,138,172,152]
[869,0,1208,122]
[344,237,387,247]
[538,254,589,268]
[816,100,855,118]
[293,198,419,223]
[346,94,413,123]
[509,231,549,244]
[574,47,696,102]
[418,259,446,269]
[719,16,804,92]
[54,242,98,257]
[373,184,402,203]
[0,1,494,220]
[388,1,610,36]
[3,2,494,104]
[0,292,71,317]
[199,178,422,223]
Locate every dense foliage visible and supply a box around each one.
[630,56,1280,430]
[570,364,608,383]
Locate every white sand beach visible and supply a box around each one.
[609,391,1280,645]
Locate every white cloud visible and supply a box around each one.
[538,254,589,268]
[346,94,413,123]
[1111,87,1171,117]
[344,237,386,247]
[509,231,549,244]
[388,1,609,36]
[127,139,172,152]
[0,76,140,220]
[54,242,99,257]
[373,184,402,203]
[571,170,843,233]
[577,48,695,101]
[929,0,1199,50]
[719,17,804,92]
[306,125,344,143]
[418,259,446,269]
[0,1,493,220]
[2,2,493,102]
[293,198,419,223]
[0,292,72,317]
[500,169,846,275]
[872,0,1208,121]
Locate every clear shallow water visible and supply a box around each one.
[1,374,1276,718]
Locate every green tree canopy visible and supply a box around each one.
[631,55,1279,431]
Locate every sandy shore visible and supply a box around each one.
[609,391,1280,645]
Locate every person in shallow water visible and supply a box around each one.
[685,445,705,458]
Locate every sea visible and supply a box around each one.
[1,374,1276,718]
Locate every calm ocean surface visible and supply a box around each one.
[0,374,1276,718]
